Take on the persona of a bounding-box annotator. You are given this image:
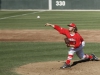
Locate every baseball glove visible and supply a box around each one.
[64,38,70,47]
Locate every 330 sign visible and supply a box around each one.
[56,1,66,6]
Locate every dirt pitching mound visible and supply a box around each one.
[15,60,100,75]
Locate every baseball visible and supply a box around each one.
[37,16,40,18]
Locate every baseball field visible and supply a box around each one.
[0,11,100,75]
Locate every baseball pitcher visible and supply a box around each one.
[45,23,99,69]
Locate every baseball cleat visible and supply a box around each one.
[91,54,99,61]
[60,63,71,69]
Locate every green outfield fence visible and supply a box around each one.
[0,0,100,10]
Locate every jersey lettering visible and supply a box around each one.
[68,38,76,41]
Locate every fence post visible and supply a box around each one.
[49,0,52,10]
[0,0,1,10]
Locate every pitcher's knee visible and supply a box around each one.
[67,55,73,60]
[81,54,89,59]
[68,50,75,55]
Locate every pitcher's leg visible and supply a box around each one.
[60,50,75,69]
[74,45,92,60]
[76,49,85,59]
[66,50,75,64]
[76,49,94,60]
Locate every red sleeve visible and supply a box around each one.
[54,25,68,35]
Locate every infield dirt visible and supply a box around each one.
[0,29,100,42]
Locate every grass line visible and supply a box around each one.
[0,11,45,20]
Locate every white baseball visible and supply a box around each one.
[37,16,40,18]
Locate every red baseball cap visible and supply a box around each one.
[67,23,76,27]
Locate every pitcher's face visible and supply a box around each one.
[68,26,74,32]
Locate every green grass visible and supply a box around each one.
[0,42,100,75]
[0,11,100,29]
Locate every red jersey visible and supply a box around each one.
[54,25,84,48]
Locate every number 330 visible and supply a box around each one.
[56,1,66,6]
